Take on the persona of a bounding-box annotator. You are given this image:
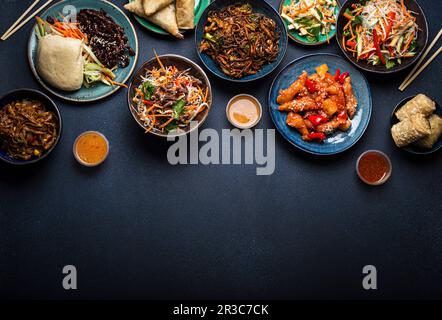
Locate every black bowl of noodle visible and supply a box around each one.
[0,89,62,165]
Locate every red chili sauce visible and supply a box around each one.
[358,152,391,184]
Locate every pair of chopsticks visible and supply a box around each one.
[1,0,54,41]
[399,28,442,91]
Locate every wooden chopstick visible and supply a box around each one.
[1,0,41,40]
[1,0,54,41]
[399,28,442,90]
[399,45,442,91]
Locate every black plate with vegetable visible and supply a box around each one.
[336,0,428,74]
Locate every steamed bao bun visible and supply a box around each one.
[37,35,84,91]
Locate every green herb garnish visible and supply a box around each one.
[142,82,155,100]
[172,99,186,120]
[386,60,396,69]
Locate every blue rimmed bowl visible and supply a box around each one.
[0,89,62,165]
[195,0,288,82]
[27,0,139,103]
[268,53,372,155]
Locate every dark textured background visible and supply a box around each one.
[0,0,441,300]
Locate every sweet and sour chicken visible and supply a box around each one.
[277,64,358,142]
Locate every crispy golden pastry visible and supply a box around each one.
[124,0,145,17]
[176,0,195,29]
[277,71,307,104]
[143,0,174,16]
[147,4,184,39]
[395,94,435,121]
[414,114,442,149]
[391,114,431,147]
[124,1,183,39]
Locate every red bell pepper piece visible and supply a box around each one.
[334,68,341,81]
[339,72,349,84]
[337,111,348,120]
[307,132,326,142]
[308,115,328,126]
[384,12,396,40]
[373,29,386,65]
[388,46,394,57]
[346,40,357,48]
[305,78,316,93]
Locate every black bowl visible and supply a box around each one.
[336,0,428,74]
[127,54,212,138]
[0,89,62,165]
[390,95,441,154]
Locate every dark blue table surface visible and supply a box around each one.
[0,0,441,299]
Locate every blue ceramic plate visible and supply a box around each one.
[195,0,288,82]
[27,0,139,103]
[0,89,62,165]
[269,53,372,155]
[391,96,442,154]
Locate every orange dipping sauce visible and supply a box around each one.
[74,131,109,167]
[227,94,262,128]
[357,151,392,185]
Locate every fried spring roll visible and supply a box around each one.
[414,114,442,149]
[395,94,436,121]
[391,114,431,148]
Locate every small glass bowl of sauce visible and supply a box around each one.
[226,94,262,129]
[356,150,392,186]
[73,131,109,167]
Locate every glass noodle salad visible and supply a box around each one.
[281,0,338,43]
[342,0,418,69]
[132,54,209,134]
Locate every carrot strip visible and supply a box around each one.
[401,0,411,17]
[153,48,166,73]
[343,12,354,20]
[159,117,175,129]
[204,87,209,102]
[402,33,415,53]
[145,115,156,133]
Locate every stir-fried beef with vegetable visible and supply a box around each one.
[341,0,418,69]
[199,3,280,78]
[0,100,58,160]
[132,55,209,134]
